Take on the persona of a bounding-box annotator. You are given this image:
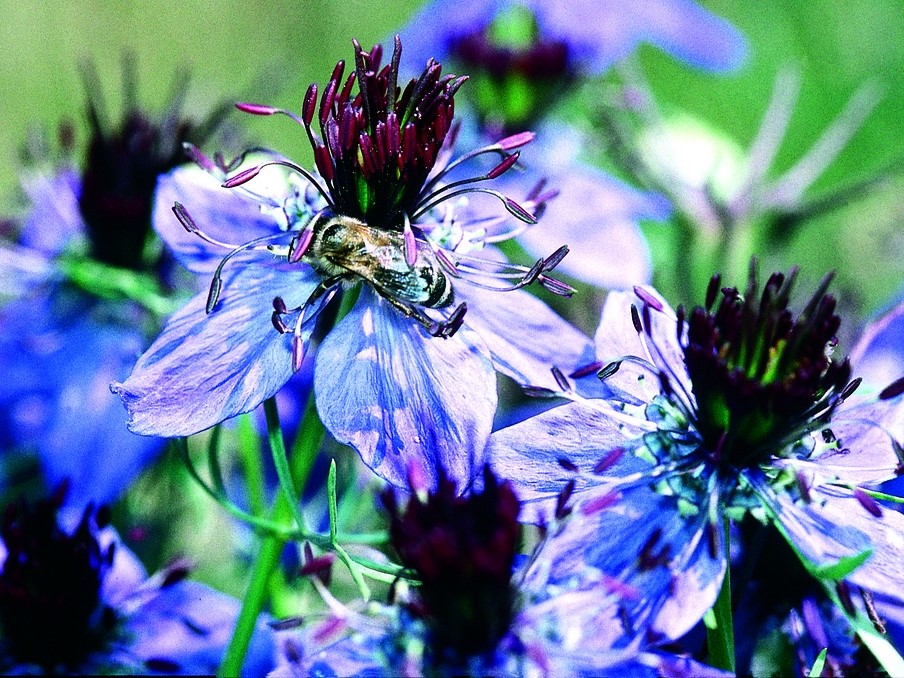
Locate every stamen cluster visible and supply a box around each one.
[0,491,116,669]
[383,466,521,665]
[682,267,854,468]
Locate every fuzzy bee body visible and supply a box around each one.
[302,210,454,309]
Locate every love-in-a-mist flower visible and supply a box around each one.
[490,266,904,646]
[0,488,273,675]
[399,2,747,289]
[269,466,727,677]
[0,65,225,504]
[114,37,595,490]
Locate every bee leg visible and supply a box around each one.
[376,291,467,339]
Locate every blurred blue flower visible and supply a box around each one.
[850,298,904,395]
[0,491,273,675]
[114,38,594,491]
[490,269,904,645]
[269,466,727,677]
[0,66,226,504]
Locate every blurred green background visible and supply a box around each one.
[2,0,902,310]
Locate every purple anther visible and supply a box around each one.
[312,616,347,645]
[795,470,812,503]
[447,74,469,97]
[403,222,417,268]
[642,304,653,336]
[435,302,467,338]
[633,286,664,312]
[235,101,278,116]
[299,552,336,579]
[593,447,625,474]
[205,276,222,314]
[581,491,621,516]
[596,361,621,381]
[172,202,199,233]
[386,111,400,157]
[839,377,862,401]
[222,165,261,189]
[313,144,334,183]
[542,245,569,272]
[434,248,462,278]
[302,83,318,126]
[269,617,305,631]
[555,479,576,520]
[329,59,346,87]
[569,361,604,379]
[339,105,357,152]
[705,274,721,309]
[401,123,416,165]
[551,366,571,392]
[487,152,519,180]
[540,277,575,297]
[289,228,315,263]
[706,521,719,559]
[504,198,538,224]
[496,131,535,151]
[319,78,338,126]
[520,259,544,287]
[182,142,216,172]
[836,581,856,615]
[879,376,904,401]
[160,557,194,588]
[375,121,389,165]
[292,334,306,372]
[557,457,579,472]
[358,133,378,178]
[630,305,643,334]
[272,296,288,314]
[854,488,883,517]
[271,311,289,334]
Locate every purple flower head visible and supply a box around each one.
[0,488,273,674]
[490,264,904,644]
[271,466,728,677]
[0,64,226,504]
[114,38,595,490]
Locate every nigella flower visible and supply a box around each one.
[0,488,273,674]
[269,466,726,677]
[114,38,595,489]
[0,62,226,503]
[490,266,904,645]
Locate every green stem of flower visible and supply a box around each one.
[706,516,736,673]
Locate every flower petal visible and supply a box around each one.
[154,166,287,274]
[20,169,85,255]
[849,299,904,394]
[314,288,497,490]
[452,282,596,391]
[113,259,319,436]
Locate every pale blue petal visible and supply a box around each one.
[849,299,904,393]
[489,401,649,518]
[20,169,85,255]
[113,259,319,436]
[315,288,497,489]
[452,282,596,391]
[0,244,56,296]
[154,166,285,274]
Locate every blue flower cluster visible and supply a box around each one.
[1,0,903,675]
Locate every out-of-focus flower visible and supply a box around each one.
[0,489,273,675]
[850,298,904,395]
[114,38,594,490]
[0,63,226,503]
[269,466,726,677]
[490,266,904,647]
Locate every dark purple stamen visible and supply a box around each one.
[879,376,904,401]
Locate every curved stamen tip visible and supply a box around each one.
[292,334,306,372]
[633,286,664,312]
[222,165,262,188]
[183,142,216,172]
[172,202,198,233]
[206,276,222,314]
[289,228,315,263]
[235,101,278,116]
[504,198,537,224]
[497,131,535,151]
[879,375,904,401]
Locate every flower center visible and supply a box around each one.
[0,493,116,670]
[383,466,521,668]
[682,267,853,469]
[449,5,572,132]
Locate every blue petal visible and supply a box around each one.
[20,169,85,255]
[154,166,287,274]
[452,282,596,391]
[314,288,497,490]
[0,291,164,504]
[517,160,668,289]
[531,0,748,74]
[544,480,725,642]
[113,259,319,436]
[850,299,904,393]
[0,244,55,296]
[126,580,275,677]
[489,401,649,519]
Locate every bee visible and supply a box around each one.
[294,209,465,337]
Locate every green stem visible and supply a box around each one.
[706,516,736,673]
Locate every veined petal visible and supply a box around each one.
[113,259,319,436]
[489,400,649,519]
[545,481,725,642]
[517,164,667,289]
[533,0,747,74]
[154,166,286,274]
[314,288,497,490]
[453,282,596,391]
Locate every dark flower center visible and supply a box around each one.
[449,5,572,133]
[682,266,853,469]
[77,65,224,271]
[0,492,116,670]
[383,466,521,667]
[300,38,466,230]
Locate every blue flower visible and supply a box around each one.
[113,38,594,491]
[268,466,728,677]
[850,298,904,396]
[0,491,273,675]
[490,268,904,644]
[0,67,225,504]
